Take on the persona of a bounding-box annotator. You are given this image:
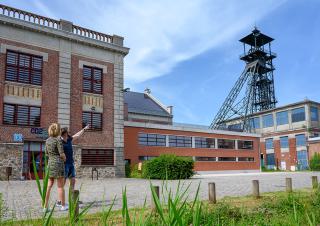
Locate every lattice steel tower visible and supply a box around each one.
[210,27,277,131]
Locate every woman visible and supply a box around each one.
[43,123,68,212]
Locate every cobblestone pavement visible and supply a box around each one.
[0,171,320,220]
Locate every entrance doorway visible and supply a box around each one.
[280,161,286,170]
[297,150,308,170]
[23,142,45,180]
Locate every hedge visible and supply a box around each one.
[310,153,320,171]
[142,154,194,180]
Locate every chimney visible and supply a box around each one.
[167,106,173,115]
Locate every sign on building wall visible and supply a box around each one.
[30,128,49,140]
[13,133,23,142]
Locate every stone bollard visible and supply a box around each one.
[312,176,318,189]
[286,178,292,192]
[71,190,80,221]
[151,186,160,209]
[208,183,216,204]
[252,180,260,198]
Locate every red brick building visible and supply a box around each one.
[226,100,320,171]
[123,90,261,173]
[0,4,129,179]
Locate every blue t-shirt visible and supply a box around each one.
[62,136,73,164]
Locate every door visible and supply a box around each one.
[280,161,286,170]
[23,142,45,180]
[297,150,309,170]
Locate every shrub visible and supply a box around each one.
[129,164,143,178]
[310,153,320,171]
[142,154,194,180]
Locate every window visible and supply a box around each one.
[218,157,236,162]
[280,136,289,148]
[195,137,215,148]
[276,111,288,125]
[83,66,103,94]
[3,104,40,126]
[169,135,192,147]
[195,157,216,162]
[266,153,275,166]
[265,138,273,149]
[217,139,235,149]
[138,133,166,146]
[311,106,319,121]
[250,117,260,129]
[238,140,253,150]
[295,134,306,147]
[81,149,114,166]
[82,112,102,130]
[238,157,254,162]
[228,123,242,131]
[291,107,305,123]
[263,114,274,128]
[6,50,43,85]
[139,156,157,161]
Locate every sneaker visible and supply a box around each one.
[56,200,62,207]
[60,204,69,211]
[43,207,51,213]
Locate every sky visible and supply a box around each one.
[2,0,320,125]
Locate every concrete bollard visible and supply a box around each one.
[151,186,160,209]
[71,190,80,220]
[252,180,260,198]
[286,178,292,192]
[208,183,216,204]
[312,176,318,189]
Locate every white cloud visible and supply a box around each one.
[34,0,286,84]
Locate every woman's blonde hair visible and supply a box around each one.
[48,123,61,137]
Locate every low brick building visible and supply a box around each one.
[123,90,261,173]
[0,4,129,179]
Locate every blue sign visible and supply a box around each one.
[13,133,23,142]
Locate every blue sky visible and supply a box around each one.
[2,0,320,125]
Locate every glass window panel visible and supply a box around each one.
[250,117,260,129]
[218,157,236,161]
[83,67,92,79]
[29,107,40,126]
[265,138,273,149]
[311,106,319,121]
[276,111,288,125]
[93,69,102,80]
[238,157,254,162]
[296,134,306,147]
[32,57,42,69]
[292,107,305,123]
[18,68,30,83]
[238,140,253,150]
[3,104,15,124]
[266,153,275,166]
[19,54,30,67]
[5,66,17,81]
[17,105,29,125]
[263,114,274,128]
[280,136,289,148]
[217,139,235,149]
[6,51,18,65]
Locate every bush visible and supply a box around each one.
[129,164,143,178]
[142,154,194,180]
[310,153,320,171]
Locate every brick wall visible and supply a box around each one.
[69,55,114,148]
[124,126,260,172]
[0,39,59,142]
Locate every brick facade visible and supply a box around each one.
[124,124,260,172]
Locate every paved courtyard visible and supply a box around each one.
[1,171,320,220]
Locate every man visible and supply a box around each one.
[56,125,89,207]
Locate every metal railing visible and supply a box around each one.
[0,4,113,44]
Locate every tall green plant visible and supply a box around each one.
[310,153,320,171]
[32,154,49,208]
